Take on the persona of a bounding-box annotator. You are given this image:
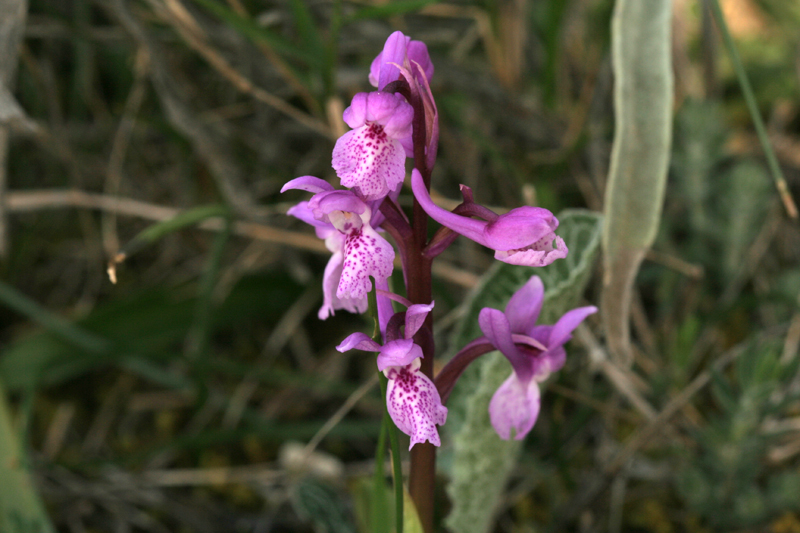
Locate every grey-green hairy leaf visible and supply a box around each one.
[443,210,602,533]
[601,0,673,366]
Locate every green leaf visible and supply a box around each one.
[0,381,55,533]
[0,272,304,392]
[402,485,424,533]
[443,209,602,533]
[601,0,673,366]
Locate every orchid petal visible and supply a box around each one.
[319,250,367,320]
[405,302,434,339]
[505,275,544,334]
[488,373,541,440]
[494,236,569,267]
[407,40,434,82]
[385,365,448,449]
[377,339,422,371]
[337,224,395,300]
[532,346,566,382]
[483,207,559,251]
[548,306,598,349]
[287,201,330,230]
[336,332,382,353]
[280,176,334,194]
[377,31,409,90]
[478,308,532,382]
[310,190,367,219]
[332,126,407,201]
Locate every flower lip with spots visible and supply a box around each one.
[282,177,395,309]
[332,92,414,201]
[411,169,569,267]
[336,302,448,450]
[479,276,597,440]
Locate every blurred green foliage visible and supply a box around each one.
[1,0,800,531]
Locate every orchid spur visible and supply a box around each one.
[337,299,447,449]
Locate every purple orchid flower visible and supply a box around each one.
[369,31,434,90]
[337,302,447,450]
[282,176,395,315]
[332,92,414,201]
[479,276,596,440]
[411,169,568,267]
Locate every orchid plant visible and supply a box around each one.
[282,31,595,532]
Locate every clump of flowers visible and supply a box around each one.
[282,30,592,529]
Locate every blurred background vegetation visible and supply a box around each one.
[1,0,800,531]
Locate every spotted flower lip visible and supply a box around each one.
[411,169,568,267]
[332,92,413,202]
[283,182,395,313]
[337,302,447,450]
[479,276,597,440]
[369,31,434,90]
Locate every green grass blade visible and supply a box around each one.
[707,0,798,218]
[187,0,319,67]
[0,280,110,355]
[0,380,55,533]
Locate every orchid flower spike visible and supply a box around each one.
[337,302,447,450]
[369,31,434,90]
[479,276,596,440]
[282,177,395,317]
[332,92,413,201]
[411,170,568,267]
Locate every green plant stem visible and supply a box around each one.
[187,216,232,406]
[368,284,404,533]
[708,0,798,218]
[380,373,404,533]
[372,417,390,533]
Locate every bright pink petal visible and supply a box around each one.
[319,250,367,320]
[337,225,395,300]
[280,176,334,194]
[532,346,566,382]
[488,373,541,440]
[484,207,559,251]
[332,125,407,201]
[405,302,434,339]
[287,201,330,231]
[377,339,422,371]
[548,306,598,348]
[309,190,367,222]
[377,31,410,90]
[407,40,434,82]
[505,276,544,334]
[478,308,532,382]
[385,365,448,450]
[336,332,381,353]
